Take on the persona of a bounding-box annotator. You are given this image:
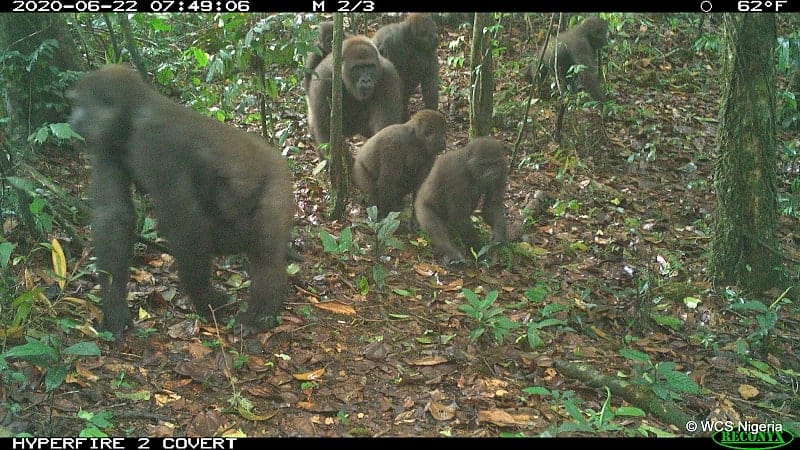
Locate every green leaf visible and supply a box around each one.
[530,318,567,329]
[522,386,551,396]
[527,327,543,350]
[650,313,683,331]
[319,230,339,253]
[523,283,548,303]
[45,364,69,391]
[0,241,12,268]
[461,288,480,305]
[468,327,485,342]
[615,406,646,417]
[63,342,101,357]
[728,301,769,313]
[78,427,108,438]
[619,348,650,363]
[115,390,152,401]
[371,264,386,288]
[2,340,59,366]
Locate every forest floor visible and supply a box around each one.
[2,14,799,438]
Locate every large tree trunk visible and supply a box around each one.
[710,14,783,292]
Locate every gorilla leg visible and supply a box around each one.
[90,157,136,337]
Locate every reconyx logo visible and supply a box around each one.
[712,428,795,450]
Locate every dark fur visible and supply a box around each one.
[414,137,509,263]
[527,17,608,101]
[372,13,440,116]
[306,35,404,145]
[68,64,294,339]
[303,21,353,92]
[352,109,445,218]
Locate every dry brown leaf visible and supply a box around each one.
[168,319,200,339]
[311,300,356,315]
[154,391,182,406]
[294,367,325,381]
[161,378,192,391]
[435,279,463,291]
[426,400,457,421]
[131,268,153,283]
[738,384,759,400]
[414,263,437,277]
[477,409,533,427]
[407,356,448,366]
[187,410,224,437]
[187,342,212,359]
[74,363,99,382]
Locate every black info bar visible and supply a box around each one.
[11,438,237,450]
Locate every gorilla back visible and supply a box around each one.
[68,64,293,339]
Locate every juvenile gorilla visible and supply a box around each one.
[372,13,440,115]
[306,35,404,145]
[352,109,446,218]
[527,17,608,101]
[414,137,509,264]
[68,65,294,339]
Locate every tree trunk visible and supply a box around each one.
[710,14,783,292]
[327,13,350,221]
[469,13,494,139]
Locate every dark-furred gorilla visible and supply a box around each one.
[67,64,294,339]
[352,109,446,218]
[414,137,509,264]
[303,21,353,92]
[303,21,335,92]
[527,17,609,101]
[372,13,440,115]
[306,35,404,145]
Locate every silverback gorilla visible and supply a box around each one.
[68,64,293,339]
[306,35,404,145]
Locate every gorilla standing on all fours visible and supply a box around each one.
[372,13,440,116]
[414,137,509,265]
[306,35,404,146]
[67,64,294,340]
[527,16,609,101]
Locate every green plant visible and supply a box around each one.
[0,336,101,392]
[619,348,700,401]
[458,288,520,344]
[361,206,404,259]
[724,286,791,352]
[77,409,114,437]
[319,226,361,259]
[522,283,572,349]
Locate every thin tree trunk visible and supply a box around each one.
[469,13,494,139]
[327,13,350,220]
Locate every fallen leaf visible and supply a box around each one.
[406,356,448,366]
[294,367,325,381]
[311,300,356,315]
[477,409,533,427]
[426,399,457,421]
[738,384,759,400]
